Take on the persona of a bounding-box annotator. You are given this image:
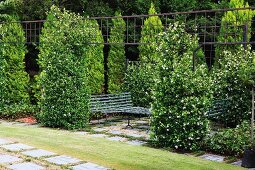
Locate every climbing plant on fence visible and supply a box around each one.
[0,19,30,116]
[151,23,213,151]
[108,12,126,93]
[37,6,90,129]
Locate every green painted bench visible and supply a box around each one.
[90,92,151,126]
[207,99,230,118]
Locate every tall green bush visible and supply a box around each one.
[108,12,126,93]
[211,48,255,127]
[125,62,155,107]
[139,2,163,63]
[85,20,104,94]
[0,20,30,116]
[37,6,90,129]
[151,23,212,151]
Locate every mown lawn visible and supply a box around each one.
[0,123,244,170]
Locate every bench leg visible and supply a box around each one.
[126,114,132,128]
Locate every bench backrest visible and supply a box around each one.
[207,99,229,117]
[90,92,133,113]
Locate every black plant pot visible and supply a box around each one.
[242,148,255,168]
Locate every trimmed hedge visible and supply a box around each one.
[0,20,30,116]
[151,23,212,151]
[37,6,90,129]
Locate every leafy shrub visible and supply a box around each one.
[125,62,155,108]
[211,48,254,127]
[37,6,90,129]
[85,20,104,94]
[203,121,250,156]
[108,12,126,93]
[151,23,212,151]
[0,20,30,116]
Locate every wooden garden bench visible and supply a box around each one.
[90,92,151,127]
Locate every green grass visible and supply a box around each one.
[0,123,244,170]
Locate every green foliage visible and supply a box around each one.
[215,0,254,64]
[85,20,104,94]
[204,121,250,156]
[151,23,212,151]
[125,62,155,107]
[108,12,126,93]
[37,6,90,129]
[0,0,21,21]
[139,2,163,63]
[211,47,254,127]
[0,20,30,116]
[127,3,162,106]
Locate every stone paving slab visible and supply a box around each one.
[90,134,108,138]
[74,131,89,135]
[72,162,108,170]
[8,162,45,170]
[1,143,34,151]
[109,130,122,135]
[126,133,144,138]
[199,154,225,162]
[106,136,127,142]
[231,160,242,166]
[126,140,146,146]
[135,120,148,124]
[93,128,107,132]
[22,149,56,158]
[0,154,22,163]
[0,139,12,145]
[45,155,81,165]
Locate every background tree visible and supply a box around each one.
[0,20,29,116]
[85,20,104,94]
[108,12,126,93]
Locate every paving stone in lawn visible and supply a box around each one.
[106,136,127,142]
[1,143,34,151]
[109,130,122,135]
[199,154,225,162]
[72,162,108,170]
[90,134,108,138]
[8,162,45,170]
[126,133,144,138]
[0,139,12,145]
[93,128,107,132]
[126,140,146,146]
[137,125,149,129]
[45,155,81,165]
[231,160,242,166]
[0,154,22,163]
[135,120,148,124]
[74,131,89,135]
[22,149,56,158]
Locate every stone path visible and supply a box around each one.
[0,138,109,170]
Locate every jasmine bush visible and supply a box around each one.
[151,23,213,151]
[37,6,90,129]
[211,48,254,127]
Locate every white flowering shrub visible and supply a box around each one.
[211,47,255,127]
[37,6,90,129]
[151,23,213,151]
